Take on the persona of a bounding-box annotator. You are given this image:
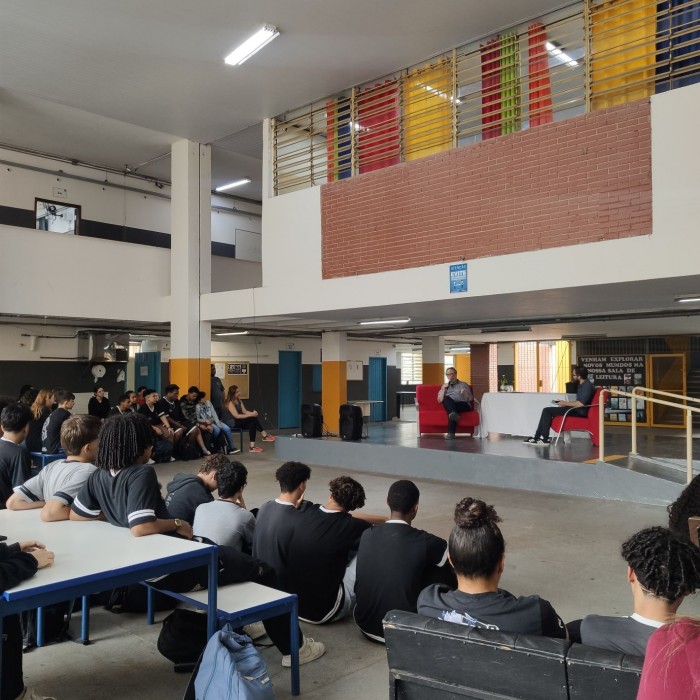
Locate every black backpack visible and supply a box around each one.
[157,608,209,667]
[22,600,75,650]
[177,438,202,461]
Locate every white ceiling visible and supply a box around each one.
[0,0,564,199]
[3,0,700,343]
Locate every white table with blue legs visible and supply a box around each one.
[0,510,218,688]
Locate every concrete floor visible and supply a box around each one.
[21,444,700,699]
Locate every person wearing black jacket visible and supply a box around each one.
[87,386,111,421]
[418,497,566,639]
[0,538,56,700]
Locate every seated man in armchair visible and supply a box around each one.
[437,367,473,440]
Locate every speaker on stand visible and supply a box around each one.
[339,404,363,441]
[301,403,323,438]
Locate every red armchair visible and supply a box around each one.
[550,387,604,446]
[416,384,480,436]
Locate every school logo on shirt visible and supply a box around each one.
[440,610,499,630]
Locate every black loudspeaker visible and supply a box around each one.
[339,404,363,441]
[301,403,323,438]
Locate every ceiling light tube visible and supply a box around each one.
[675,295,700,303]
[358,318,411,326]
[216,178,251,192]
[215,330,249,336]
[224,25,280,66]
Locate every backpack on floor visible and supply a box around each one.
[157,608,209,666]
[177,438,202,461]
[21,600,75,650]
[153,437,174,463]
[194,624,274,700]
[104,583,179,614]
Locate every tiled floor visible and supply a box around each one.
[19,434,700,699]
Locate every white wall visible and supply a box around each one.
[203,82,700,323]
[0,148,261,250]
[0,224,170,321]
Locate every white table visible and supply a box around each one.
[0,510,218,682]
[480,392,568,438]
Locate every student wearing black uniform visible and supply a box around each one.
[157,384,209,456]
[41,389,74,454]
[574,527,700,656]
[418,497,566,638]
[354,480,454,642]
[108,393,133,418]
[0,538,56,700]
[87,385,111,421]
[0,403,33,508]
[253,461,325,666]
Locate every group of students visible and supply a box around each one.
[2,387,700,697]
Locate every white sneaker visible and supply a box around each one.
[281,636,325,667]
[243,621,267,640]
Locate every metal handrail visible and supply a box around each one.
[630,387,700,456]
[599,388,700,484]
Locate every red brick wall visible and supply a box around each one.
[321,100,651,278]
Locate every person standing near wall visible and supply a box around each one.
[210,364,225,419]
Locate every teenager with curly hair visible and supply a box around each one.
[577,527,700,656]
[418,497,566,637]
[668,474,700,541]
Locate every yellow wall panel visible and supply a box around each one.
[322,360,347,432]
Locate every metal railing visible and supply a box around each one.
[272,0,700,195]
[599,387,700,483]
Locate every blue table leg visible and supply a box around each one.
[290,597,300,696]
[36,606,44,647]
[146,585,155,625]
[207,547,218,638]
[81,595,90,644]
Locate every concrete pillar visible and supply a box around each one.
[469,344,491,401]
[169,139,212,391]
[322,332,348,432]
[422,336,445,385]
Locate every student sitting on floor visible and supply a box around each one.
[108,393,133,418]
[573,526,700,656]
[417,497,566,638]
[193,460,254,552]
[0,403,33,509]
[354,479,455,643]
[41,389,75,454]
[667,473,700,541]
[7,415,101,521]
[253,461,325,666]
[0,538,55,700]
[165,453,227,525]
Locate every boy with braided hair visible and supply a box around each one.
[575,526,700,656]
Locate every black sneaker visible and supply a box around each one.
[539,438,552,446]
[523,437,538,445]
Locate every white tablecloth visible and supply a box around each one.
[480,392,566,438]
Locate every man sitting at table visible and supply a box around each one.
[0,403,33,508]
[437,367,473,440]
[1,538,55,700]
[523,366,596,446]
[7,415,101,521]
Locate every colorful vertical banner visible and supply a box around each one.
[357,81,400,173]
[500,31,522,134]
[590,0,655,109]
[404,61,453,160]
[326,98,351,181]
[528,22,554,127]
[480,37,502,139]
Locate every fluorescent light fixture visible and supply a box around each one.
[675,294,700,303]
[215,178,251,192]
[449,347,470,353]
[546,41,578,68]
[358,318,411,326]
[562,334,607,340]
[215,330,249,336]
[224,25,280,66]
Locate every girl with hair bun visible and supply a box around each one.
[417,497,566,638]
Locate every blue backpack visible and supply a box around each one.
[194,625,274,700]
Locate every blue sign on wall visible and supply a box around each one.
[449,263,468,293]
